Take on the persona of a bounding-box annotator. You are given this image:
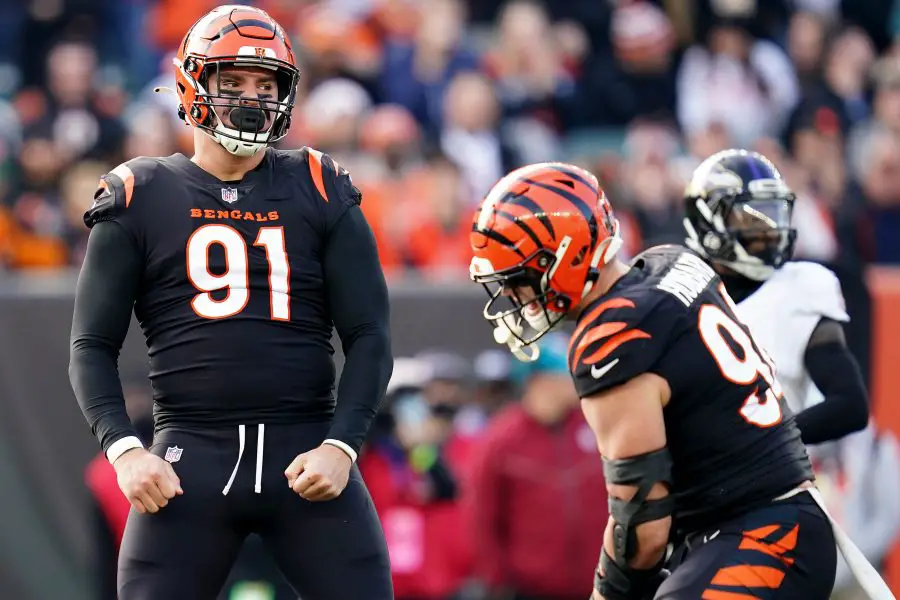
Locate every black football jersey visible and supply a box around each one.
[85,148,360,428]
[568,245,813,534]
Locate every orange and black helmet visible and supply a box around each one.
[470,163,622,360]
[173,5,300,156]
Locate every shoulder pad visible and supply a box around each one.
[568,290,678,398]
[784,261,849,322]
[83,158,157,229]
[630,244,692,268]
[303,147,362,208]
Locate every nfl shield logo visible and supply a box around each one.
[164,446,183,463]
[221,187,239,203]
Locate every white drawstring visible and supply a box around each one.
[222,424,246,496]
[221,424,265,496]
[254,424,265,494]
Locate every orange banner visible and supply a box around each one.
[867,266,900,594]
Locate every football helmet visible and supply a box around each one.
[173,5,300,157]
[683,149,797,281]
[470,163,622,362]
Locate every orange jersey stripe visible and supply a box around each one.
[568,297,636,359]
[701,590,760,600]
[710,565,786,589]
[306,148,329,203]
[570,321,628,368]
[582,329,652,365]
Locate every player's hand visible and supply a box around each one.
[113,448,183,514]
[284,443,352,501]
[590,589,605,600]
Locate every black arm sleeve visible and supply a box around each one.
[68,220,143,454]
[324,205,393,455]
[796,317,870,445]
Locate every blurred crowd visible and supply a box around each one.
[0,0,899,277]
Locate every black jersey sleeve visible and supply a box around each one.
[322,201,393,458]
[568,291,677,398]
[69,220,143,455]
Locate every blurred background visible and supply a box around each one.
[0,0,899,599]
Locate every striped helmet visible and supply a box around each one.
[173,5,300,157]
[470,163,622,361]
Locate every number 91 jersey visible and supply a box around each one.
[568,245,813,535]
[84,148,358,428]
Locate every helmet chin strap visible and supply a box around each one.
[493,317,541,363]
[215,133,265,157]
[212,119,269,157]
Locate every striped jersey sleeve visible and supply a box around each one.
[567,290,674,398]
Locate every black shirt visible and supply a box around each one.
[69,148,393,457]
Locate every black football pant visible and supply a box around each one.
[117,422,393,600]
[655,491,836,599]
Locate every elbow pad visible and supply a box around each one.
[594,448,675,600]
[604,447,675,562]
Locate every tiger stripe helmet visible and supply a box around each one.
[470,162,622,361]
[174,5,300,157]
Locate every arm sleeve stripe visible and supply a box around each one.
[584,329,652,365]
[568,297,637,367]
[306,148,330,203]
[109,164,135,207]
[570,298,636,347]
[571,321,628,366]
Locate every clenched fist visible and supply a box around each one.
[284,443,352,501]
[114,448,183,514]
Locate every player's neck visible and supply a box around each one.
[191,135,267,183]
[714,265,764,303]
[571,259,631,318]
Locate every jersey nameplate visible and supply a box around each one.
[656,252,716,307]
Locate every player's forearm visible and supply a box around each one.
[69,221,143,458]
[329,327,393,457]
[323,206,393,458]
[70,338,139,453]
[798,341,869,444]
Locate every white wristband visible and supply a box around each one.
[323,439,358,464]
[106,436,144,464]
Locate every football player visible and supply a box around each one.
[68,6,393,600]
[683,149,894,592]
[682,149,869,446]
[469,163,837,599]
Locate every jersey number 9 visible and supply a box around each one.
[698,284,784,428]
[186,224,290,321]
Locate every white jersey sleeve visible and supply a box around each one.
[734,261,849,414]
[793,261,849,324]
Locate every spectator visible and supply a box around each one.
[360,356,474,600]
[677,18,800,147]
[466,333,608,600]
[402,150,476,276]
[379,0,480,133]
[848,123,900,263]
[440,70,512,202]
